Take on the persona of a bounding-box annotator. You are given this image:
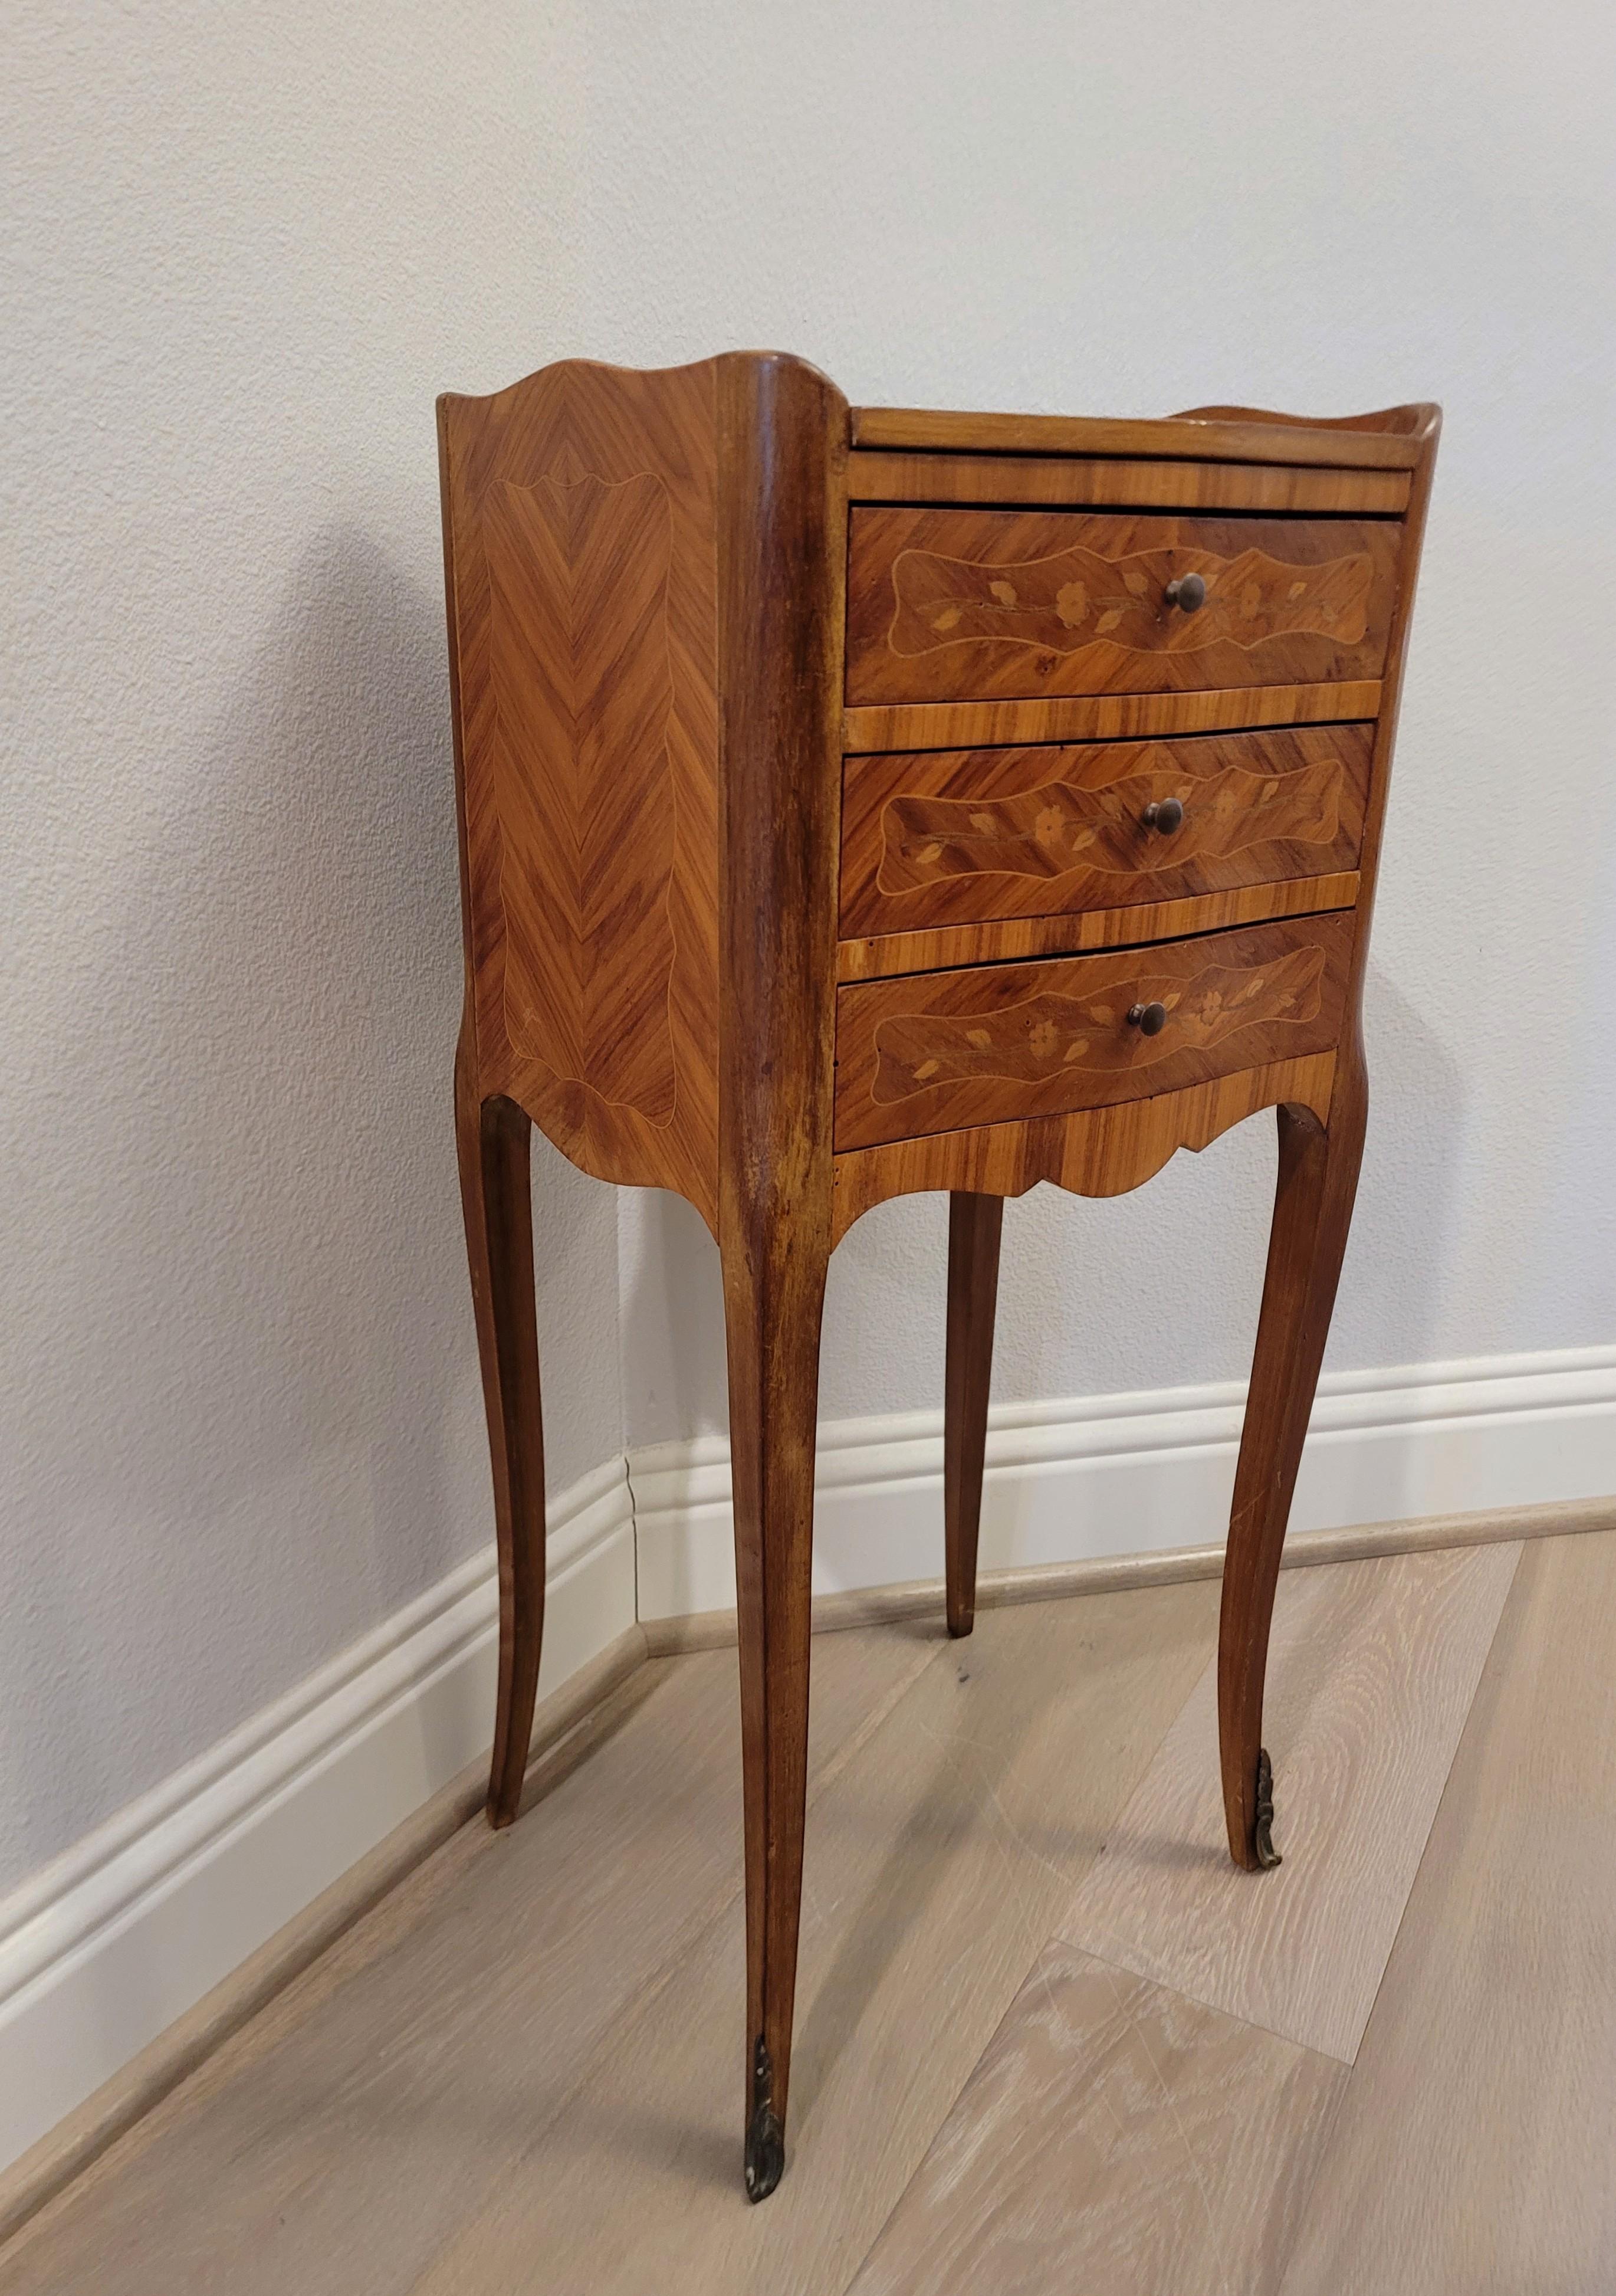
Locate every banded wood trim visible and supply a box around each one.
[830,1051,1336,1239]
[839,726,1371,940]
[849,407,1424,470]
[848,452,1410,517]
[835,874,1360,983]
[842,680,1384,756]
[846,509,1401,709]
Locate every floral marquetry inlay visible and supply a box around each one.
[889,543,1372,660]
[879,754,1346,893]
[845,509,1400,706]
[872,942,1326,1104]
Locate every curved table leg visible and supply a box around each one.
[722,1221,829,2202]
[945,1191,1004,1638]
[455,1032,547,1830]
[1219,1061,1367,1869]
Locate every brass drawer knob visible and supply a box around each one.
[1127,1001,1168,1037]
[1142,797,1184,835]
[1164,572,1206,614]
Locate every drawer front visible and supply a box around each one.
[846,509,1401,707]
[834,913,1353,1151]
[840,725,1372,937]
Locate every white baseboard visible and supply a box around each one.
[630,1343,1616,1619]
[6,1340,1614,2187]
[0,1460,636,2176]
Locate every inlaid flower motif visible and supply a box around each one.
[887,542,1373,661]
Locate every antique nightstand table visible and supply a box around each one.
[436,354,1438,2197]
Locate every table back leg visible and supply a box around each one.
[944,1191,1004,1637]
[455,1029,548,1830]
[1218,1058,1368,1868]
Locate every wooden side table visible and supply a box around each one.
[436,355,1438,2198]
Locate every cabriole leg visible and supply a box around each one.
[944,1191,1004,1638]
[721,1226,829,2202]
[1220,1068,1368,1870]
[455,1032,547,1830]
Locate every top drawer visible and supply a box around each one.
[846,509,1401,708]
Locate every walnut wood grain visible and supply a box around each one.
[944,1193,1002,1638]
[831,1053,1336,1242]
[843,678,1384,756]
[438,356,722,1225]
[714,351,848,2201]
[836,873,1360,983]
[840,726,1371,939]
[849,405,1424,468]
[835,914,1352,1153]
[849,450,1410,516]
[848,509,1401,708]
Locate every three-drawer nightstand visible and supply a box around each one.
[436,355,1438,2199]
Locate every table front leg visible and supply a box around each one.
[1219,1060,1367,1870]
[455,1032,548,1830]
[722,1222,829,2202]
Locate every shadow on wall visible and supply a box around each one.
[2,526,619,1884]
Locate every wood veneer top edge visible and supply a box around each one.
[849,407,1423,470]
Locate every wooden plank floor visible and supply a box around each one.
[1057,1541,1522,2059]
[5,1527,1614,2295]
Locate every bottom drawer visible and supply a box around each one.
[833,912,1353,1151]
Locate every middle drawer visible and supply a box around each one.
[840,723,1372,937]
